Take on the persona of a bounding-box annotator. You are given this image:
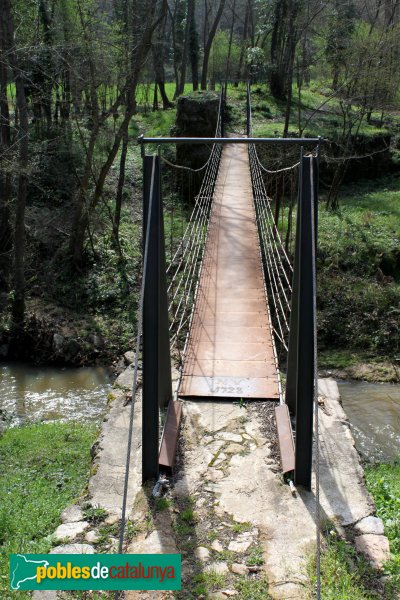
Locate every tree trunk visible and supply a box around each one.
[178,0,193,96]
[152,3,172,109]
[201,0,226,90]
[113,129,129,251]
[3,0,29,326]
[0,3,12,255]
[225,0,236,83]
[235,1,249,85]
[69,1,160,266]
[189,0,199,90]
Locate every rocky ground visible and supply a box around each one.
[32,367,390,600]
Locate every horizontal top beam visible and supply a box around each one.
[138,135,324,145]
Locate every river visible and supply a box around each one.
[338,381,400,463]
[0,363,112,427]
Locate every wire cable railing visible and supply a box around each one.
[247,87,300,355]
[160,89,224,355]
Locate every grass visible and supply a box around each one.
[232,521,252,534]
[0,422,97,599]
[365,462,400,594]
[246,545,264,567]
[246,80,392,139]
[307,463,400,599]
[192,569,226,596]
[316,175,400,360]
[309,530,378,600]
[234,576,272,599]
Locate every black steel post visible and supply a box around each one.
[142,154,173,482]
[221,85,225,138]
[294,155,318,489]
[246,82,250,137]
[285,149,303,415]
[285,154,318,488]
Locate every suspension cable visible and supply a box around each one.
[116,156,156,584]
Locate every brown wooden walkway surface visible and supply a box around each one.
[178,143,280,400]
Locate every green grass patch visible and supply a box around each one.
[309,531,378,600]
[192,569,226,594]
[0,422,97,598]
[234,575,271,600]
[231,521,252,534]
[365,462,400,594]
[246,545,264,567]
[316,176,400,361]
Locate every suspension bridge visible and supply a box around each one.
[125,84,320,521]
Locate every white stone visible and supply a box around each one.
[61,505,83,523]
[115,367,134,389]
[195,546,210,562]
[51,543,94,554]
[124,351,136,365]
[231,563,248,576]
[217,432,243,443]
[85,530,100,543]
[355,534,390,569]
[228,536,252,553]
[207,468,224,483]
[354,516,385,536]
[54,521,89,541]
[105,513,120,525]
[205,483,221,493]
[205,561,229,575]
[211,540,224,552]
[224,443,244,455]
[33,592,57,600]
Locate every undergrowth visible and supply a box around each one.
[0,422,97,599]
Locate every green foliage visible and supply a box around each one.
[0,422,97,598]
[317,178,400,357]
[232,521,252,534]
[155,497,171,511]
[193,569,226,592]
[209,30,241,82]
[246,545,264,566]
[365,462,400,592]
[234,576,271,600]
[82,503,108,524]
[309,531,377,600]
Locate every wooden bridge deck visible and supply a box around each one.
[178,143,280,400]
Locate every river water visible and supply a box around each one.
[338,381,400,463]
[1,363,399,464]
[0,363,112,426]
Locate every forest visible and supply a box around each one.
[1,2,400,599]
[0,0,399,375]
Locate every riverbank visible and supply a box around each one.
[0,421,98,599]
[1,360,399,599]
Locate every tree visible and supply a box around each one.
[2,0,29,326]
[0,0,12,258]
[201,0,226,89]
[269,0,299,101]
[69,0,161,266]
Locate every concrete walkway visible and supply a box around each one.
[34,375,389,600]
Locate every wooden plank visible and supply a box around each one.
[275,404,295,473]
[178,142,279,400]
[179,375,280,399]
[182,358,276,378]
[159,400,182,473]
[185,341,272,361]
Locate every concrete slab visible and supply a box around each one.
[88,374,142,517]
[167,379,385,599]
